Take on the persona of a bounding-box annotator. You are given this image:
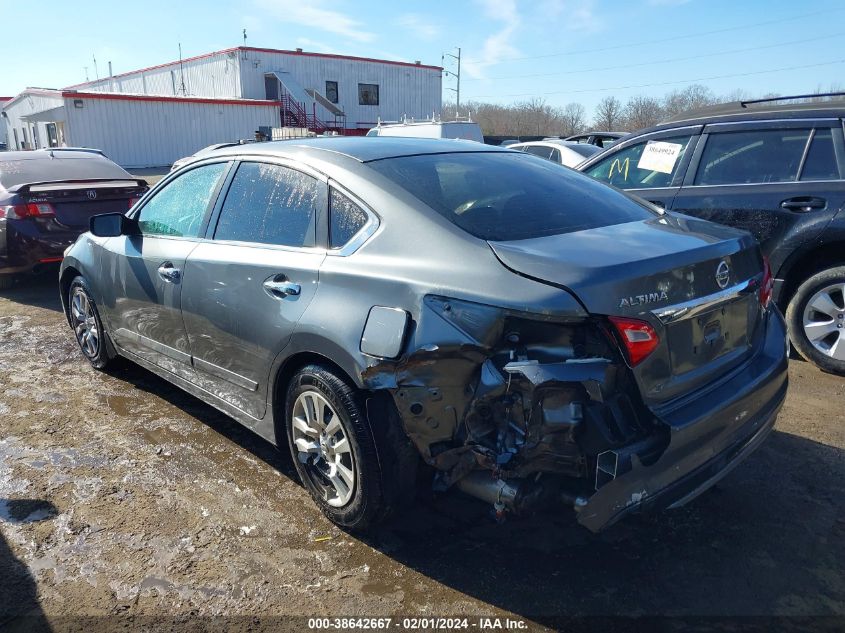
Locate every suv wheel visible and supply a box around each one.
[786,266,845,375]
[285,364,412,531]
[68,276,116,370]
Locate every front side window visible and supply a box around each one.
[329,188,368,249]
[695,129,810,185]
[214,162,318,247]
[358,83,379,106]
[586,135,693,189]
[137,162,227,237]
[369,152,655,242]
[800,129,839,181]
[326,81,339,104]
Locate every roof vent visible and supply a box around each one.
[296,48,303,53]
[415,61,421,65]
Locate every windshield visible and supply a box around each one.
[369,151,656,241]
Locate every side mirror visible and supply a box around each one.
[90,213,134,237]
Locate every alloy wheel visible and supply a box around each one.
[70,287,100,359]
[291,390,356,507]
[802,282,845,361]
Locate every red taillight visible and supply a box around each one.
[608,316,660,366]
[128,197,141,209]
[26,202,56,217]
[0,203,56,218]
[0,205,27,219]
[760,256,774,309]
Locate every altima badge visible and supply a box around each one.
[619,290,669,308]
[715,260,730,289]
[86,189,98,200]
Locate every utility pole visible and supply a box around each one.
[243,28,247,46]
[442,47,462,114]
[93,55,99,80]
[84,66,89,82]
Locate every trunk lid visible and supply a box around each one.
[488,214,765,404]
[22,180,147,229]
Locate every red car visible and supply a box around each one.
[0,148,147,289]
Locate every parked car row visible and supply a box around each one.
[56,136,787,534]
[3,95,840,536]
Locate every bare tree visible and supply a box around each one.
[622,95,664,131]
[560,102,587,137]
[662,84,715,118]
[593,96,623,131]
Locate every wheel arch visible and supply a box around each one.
[270,346,366,446]
[59,264,84,326]
[776,241,845,311]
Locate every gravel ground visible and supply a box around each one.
[1,272,843,631]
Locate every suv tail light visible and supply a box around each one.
[608,316,659,366]
[760,256,774,309]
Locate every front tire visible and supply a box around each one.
[285,364,406,531]
[68,276,115,370]
[786,266,845,375]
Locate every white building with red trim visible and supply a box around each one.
[1,47,443,167]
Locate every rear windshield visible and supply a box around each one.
[568,143,602,158]
[0,153,130,189]
[368,151,655,241]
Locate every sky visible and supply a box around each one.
[1,0,843,117]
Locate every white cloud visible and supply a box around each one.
[395,13,441,40]
[475,0,519,22]
[538,0,602,32]
[256,0,376,43]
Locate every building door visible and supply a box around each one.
[264,75,279,100]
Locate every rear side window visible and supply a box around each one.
[214,162,318,247]
[585,135,693,189]
[695,129,810,185]
[368,152,655,242]
[801,129,839,181]
[329,188,368,249]
[137,162,227,237]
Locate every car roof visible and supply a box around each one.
[638,99,845,136]
[209,136,507,163]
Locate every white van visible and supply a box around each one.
[366,120,484,143]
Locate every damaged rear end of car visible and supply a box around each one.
[357,149,788,532]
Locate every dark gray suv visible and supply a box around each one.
[60,138,787,532]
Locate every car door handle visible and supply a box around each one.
[157,262,181,283]
[263,276,301,299]
[780,196,826,212]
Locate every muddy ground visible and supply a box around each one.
[1,272,843,632]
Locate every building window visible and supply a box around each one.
[358,83,379,106]
[325,81,339,104]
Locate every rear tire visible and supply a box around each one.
[285,364,416,531]
[786,266,845,376]
[68,276,116,370]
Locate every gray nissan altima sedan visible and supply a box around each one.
[59,137,788,532]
